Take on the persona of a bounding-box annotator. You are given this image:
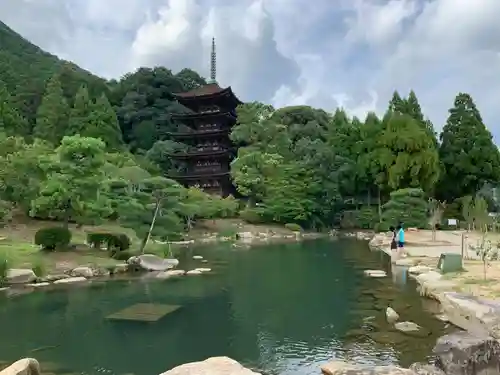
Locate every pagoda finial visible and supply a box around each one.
[209,37,217,84]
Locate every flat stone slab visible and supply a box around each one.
[160,357,260,375]
[106,303,182,322]
[364,270,387,278]
[128,254,179,271]
[321,360,415,375]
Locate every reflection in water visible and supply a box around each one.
[0,239,450,375]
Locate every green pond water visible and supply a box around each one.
[0,239,452,375]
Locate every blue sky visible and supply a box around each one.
[2,0,500,140]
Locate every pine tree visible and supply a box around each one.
[389,91,405,113]
[34,74,69,144]
[85,94,125,150]
[437,93,500,201]
[67,85,92,136]
[0,82,29,137]
[404,90,438,146]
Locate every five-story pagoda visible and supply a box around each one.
[168,38,242,196]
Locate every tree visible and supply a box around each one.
[461,195,474,231]
[428,198,446,241]
[381,188,428,230]
[438,93,500,201]
[33,74,69,144]
[67,85,93,136]
[85,94,125,150]
[0,83,29,137]
[373,112,440,193]
[31,135,111,226]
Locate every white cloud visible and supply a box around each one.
[1,0,500,140]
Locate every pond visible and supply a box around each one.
[0,239,451,375]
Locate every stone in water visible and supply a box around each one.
[106,303,182,322]
[364,270,387,278]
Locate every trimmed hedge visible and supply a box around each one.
[285,223,302,232]
[35,227,72,251]
[87,232,131,252]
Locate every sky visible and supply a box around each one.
[2,0,500,140]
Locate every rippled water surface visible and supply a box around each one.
[0,239,451,375]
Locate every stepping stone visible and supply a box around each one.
[364,270,387,278]
[106,303,182,322]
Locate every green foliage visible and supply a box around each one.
[438,93,500,201]
[240,208,265,224]
[284,223,302,232]
[85,94,125,151]
[32,258,46,277]
[33,74,69,144]
[381,188,428,229]
[86,232,130,251]
[0,254,7,285]
[0,82,29,137]
[355,207,379,229]
[112,250,133,261]
[34,227,72,251]
[67,85,93,136]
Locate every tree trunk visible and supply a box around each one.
[377,187,382,223]
[139,199,161,255]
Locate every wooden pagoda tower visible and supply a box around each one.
[168,38,242,196]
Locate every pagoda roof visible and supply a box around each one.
[173,83,242,104]
[168,149,232,160]
[169,171,230,181]
[166,129,230,139]
[171,111,235,120]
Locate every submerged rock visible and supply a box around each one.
[321,360,414,375]
[394,321,430,338]
[0,358,40,375]
[156,270,186,279]
[6,269,36,284]
[160,356,260,375]
[364,270,387,278]
[386,307,399,323]
[433,331,500,375]
[53,276,88,284]
[186,270,202,275]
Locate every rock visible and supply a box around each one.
[160,356,260,375]
[6,269,36,284]
[409,363,445,375]
[195,268,211,273]
[395,258,417,266]
[386,307,399,323]
[321,360,415,375]
[364,270,387,278]
[26,282,50,288]
[186,270,202,275]
[70,266,93,278]
[43,274,69,282]
[114,263,128,273]
[408,265,432,275]
[0,358,40,375]
[53,276,88,284]
[415,271,458,299]
[127,254,179,271]
[156,270,186,279]
[433,331,500,375]
[368,331,408,345]
[193,255,203,260]
[394,321,421,332]
[201,260,209,263]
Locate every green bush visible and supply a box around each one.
[0,254,8,285]
[356,206,379,229]
[32,258,46,277]
[87,232,131,252]
[240,208,265,224]
[381,188,428,229]
[285,223,303,232]
[34,227,72,251]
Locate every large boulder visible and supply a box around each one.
[127,254,179,271]
[0,358,40,375]
[433,331,500,375]
[70,266,94,278]
[6,269,36,284]
[386,307,399,323]
[159,357,260,375]
[321,360,415,375]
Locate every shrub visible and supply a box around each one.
[87,232,131,252]
[240,208,265,224]
[381,188,428,229]
[285,223,303,232]
[355,206,379,229]
[35,227,72,251]
[32,258,46,277]
[0,254,8,285]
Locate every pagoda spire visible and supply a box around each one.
[209,37,217,84]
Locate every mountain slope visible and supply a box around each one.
[0,20,110,124]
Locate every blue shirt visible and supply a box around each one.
[398,228,405,243]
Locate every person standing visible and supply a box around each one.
[396,224,405,249]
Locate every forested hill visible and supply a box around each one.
[0,21,110,124]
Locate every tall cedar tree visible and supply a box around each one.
[85,94,125,150]
[438,93,500,201]
[0,82,29,137]
[34,74,69,144]
[67,85,92,136]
